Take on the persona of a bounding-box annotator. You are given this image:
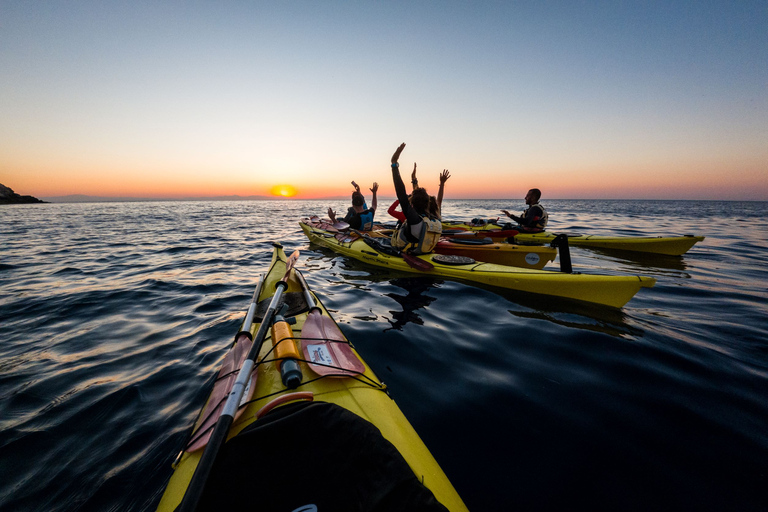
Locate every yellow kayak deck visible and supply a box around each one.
[301,220,655,309]
[441,221,704,256]
[157,244,467,511]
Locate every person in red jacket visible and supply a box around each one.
[388,165,450,222]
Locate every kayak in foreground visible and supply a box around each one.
[441,221,705,256]
[157,243,466,512]
[300,219,656,309]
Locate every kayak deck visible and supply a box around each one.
[301,220,655,309]
[157,244,467,511]
[442,221,705,256]
[362,225,559,269]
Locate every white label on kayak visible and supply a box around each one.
[525,253,540,265]
[307,344,334,366]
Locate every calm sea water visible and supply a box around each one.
[1,199,766,511]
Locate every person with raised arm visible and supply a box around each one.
[328,181,378,231]
[389,143,442,254]
[388,165,450,222]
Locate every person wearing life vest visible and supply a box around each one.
[389,143,442,254]
[501,188,548,233]
[328,181,378,231]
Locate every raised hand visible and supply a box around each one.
[391,143,406,164]
[370,182,379,193]
[411,163,417,181]
[439,169,451,184]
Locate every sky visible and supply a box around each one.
[1,1,766,201]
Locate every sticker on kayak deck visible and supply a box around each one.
[307,345,335,366]
[525,253,541,265]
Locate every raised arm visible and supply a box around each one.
[411,163,418,191]
[391,143,409,204]
[437,169,450,209]
[370,182,378,211]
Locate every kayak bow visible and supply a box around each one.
[157,243,466,511]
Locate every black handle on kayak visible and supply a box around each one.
[551,234,573,273]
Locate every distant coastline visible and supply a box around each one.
[0,184,47,204]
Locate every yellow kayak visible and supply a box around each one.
[442,221,705,256]
[157,243,467,511]
[301,219,656,309]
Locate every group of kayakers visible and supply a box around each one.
[327,142,549,255]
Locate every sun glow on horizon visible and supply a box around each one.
[271,184,297,197]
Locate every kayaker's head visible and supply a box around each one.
[525,188,541,205]
[351,191,365,207]
[409,187,430,214]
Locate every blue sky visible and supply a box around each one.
[1,1,766,199]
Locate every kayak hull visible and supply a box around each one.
[442,221,705,256]
[301,220,655,309]
[157,244,467,511]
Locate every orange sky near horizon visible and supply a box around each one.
[4,145,766,201]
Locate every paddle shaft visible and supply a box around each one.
[178,251,298,511]
[295,270,319,312]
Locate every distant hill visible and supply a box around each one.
[0,184,47,204]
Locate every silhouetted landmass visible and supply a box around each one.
[0,184,47,204]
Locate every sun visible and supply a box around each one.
[270,184,297,197]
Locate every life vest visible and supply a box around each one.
[391,215,442,254]
[520,203,548,232]
[358,209,374,231]
[344,206,375,231]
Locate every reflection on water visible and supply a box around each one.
[383,278,438,331]
[0,200,766,512]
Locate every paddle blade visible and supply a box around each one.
[302,310,364,377]
[332,221,350,231]
[402,252,434,271]
[186,333,257,452]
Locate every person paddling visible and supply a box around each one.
[501,188,548,233]
[328,181,378,230]
[389,143,442,254]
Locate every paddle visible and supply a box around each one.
[351,229,434,271]
[185,276,265,452]
[178,248,300,512]
[295,270,365,377]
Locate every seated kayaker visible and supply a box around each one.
[389,143,442,254]
[328,181,378,230]
[501,188,548,233]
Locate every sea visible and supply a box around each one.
[1,199,766,511]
